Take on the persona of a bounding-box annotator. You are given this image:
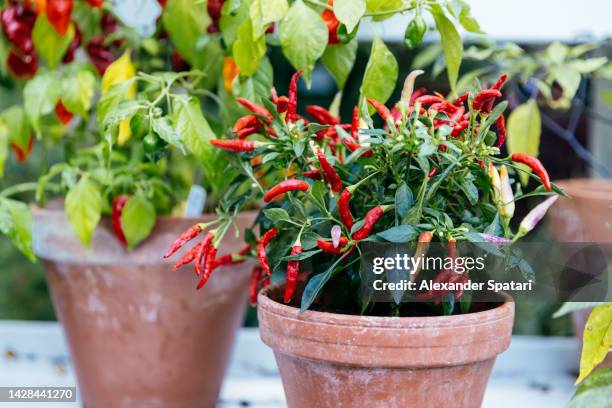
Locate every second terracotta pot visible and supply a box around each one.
[33,206,257,408]
[258,284,514,408]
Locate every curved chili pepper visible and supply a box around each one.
[258,228,278,276]
[194,232,215,276]
[366,98,392,122]
[303,167,323,180]
[164,224,203,258]
[233,115,260,134]
[415,95,444,106]
[495,114,506,147]
[11,134,34,162]
[352,206,385,241]
[54,100,73,125]
[317,237,349,254]
[491,73,508,90]
[306,105,339,125]
[454,92,469,105]
[320,0,339,44]
[316,150,342,192]
[249,265,263,306]
[284,244,302,303]
[196,245,218,289]
[46,0,73,36]
[236,126,260,140]
[451,121,469,137]
[428,167,438,178]
[211,139,259,152]
[338,189,354,229]
[172,240,205,270]
[350,106,360,140]
[511,153,552,191]
[287,69,303,123]
[236,98,273,120]
[263,179,310,202]
[111,195,130,247]
[342,137,373,157]
[472,89,502,112]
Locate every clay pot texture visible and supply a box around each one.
[258,284,514,408]
[32,205,256,408]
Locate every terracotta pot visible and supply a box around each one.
[32,205,257,408]
[258,284,514,408]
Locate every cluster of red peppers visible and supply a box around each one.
[1,2,38,77]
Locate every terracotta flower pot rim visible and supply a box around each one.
[258,283,513,329]
[553,178,612,201]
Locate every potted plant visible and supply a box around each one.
[165,67,562,406]
[0,1,259,405]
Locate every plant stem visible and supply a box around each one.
[0,182,60,199]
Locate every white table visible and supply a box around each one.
[0,321,578,407]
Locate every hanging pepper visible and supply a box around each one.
[236,98,273,120]
[284,242,302,303]
[287,69,303,123]
[352,205,388,241]
[320,0,340,44]
[306,105,339,125]
[495,114,506,147]
[316,149,342,192]
[211,139,262,152]
[472,89,502,113]
[258,228,278,276]
[54,101,73,125]
[11,135,34,162]
[511,153,552,191]
[196,245,218,289]
[46,0,73,36]
[172,240,205,270]
[338,189,354,229]
[249,265,263,306]
[164,224,203,258]
[111,195,130,247]
[367,98,392,122]
[194,232,215,276]
[263,179,310,202]
[317,237,349,254]
[232,115,260,134]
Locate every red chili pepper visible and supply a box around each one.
[249,265,263,306]
[451,121,469,137]
[236,98,273,120]
[511,153,552,191]
[317,237,349,254]
[233,115,260,134]
[276,96,289,114]
[7,51,38,78]
[350,106,360,140]
[495,114,506,147]
[316,150,342,192]
[320,0,340,45]
[472,89,502,113]
[491,73,508,90]
[54,100,73,125]
[342,137,373,158]
[352,206,385,241]
[454,93,469,105]
[172,240,205,270]
[46,0,73,36]
[415,95,445,106]
[164,224,203,258]
[211,139,259,152]
[338,189,354,230]
[207,0,223,20]
[428,167,438,178]
[196,245,218,289]
[303,167,323,180]
[306,105,339,125]
[284,244,302,303]
[11,134,34,162]
[194,232,215,276]
[258,228,278,276]
[86,0,103,7]
[86,37,115,75]
[235,126,260,140]
[287,69,303,123]
[409,87,427,106]
[1,5,35,54]
[367,98,392,122]
[410,231,433,281]
[263,179,310,202]
[111,195,130,247]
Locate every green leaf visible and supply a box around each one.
[279,0,328,84]
[162,0,209,66]
[334,0,365,32]
[377,225,418,243]
[577,304,612,384]
[570,385,612,408]
[554,302,605,318]
[395,182,413,219]
[460,177,479,205]
[151,116,186,153]
[23,72,61,137]
[65,176,102,247]
[61,68,96,117]
[233,18,267,76]
[300,252,348,312]
[430,4,462,93]
[0,119,7,176]
[233,57,274,101]
[506,100,541,185]
[322,39,358,89]
[366,0,402,21]
[574,367,612,397]
[120,194,156,250]
[0,106,31,152]
[360,35,398,106]
[456,0,481,33]
[404,9,426,49]
[250,0,288,38]
[0,198,35,261]
[220,0,252,46]
[32,15,75,69]
[263,208,291,224]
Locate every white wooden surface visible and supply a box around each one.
[0,321,578,407]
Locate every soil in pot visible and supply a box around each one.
[258,284,514,408]
[33,205,257,408]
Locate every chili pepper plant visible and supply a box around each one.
[166,70,564,315]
